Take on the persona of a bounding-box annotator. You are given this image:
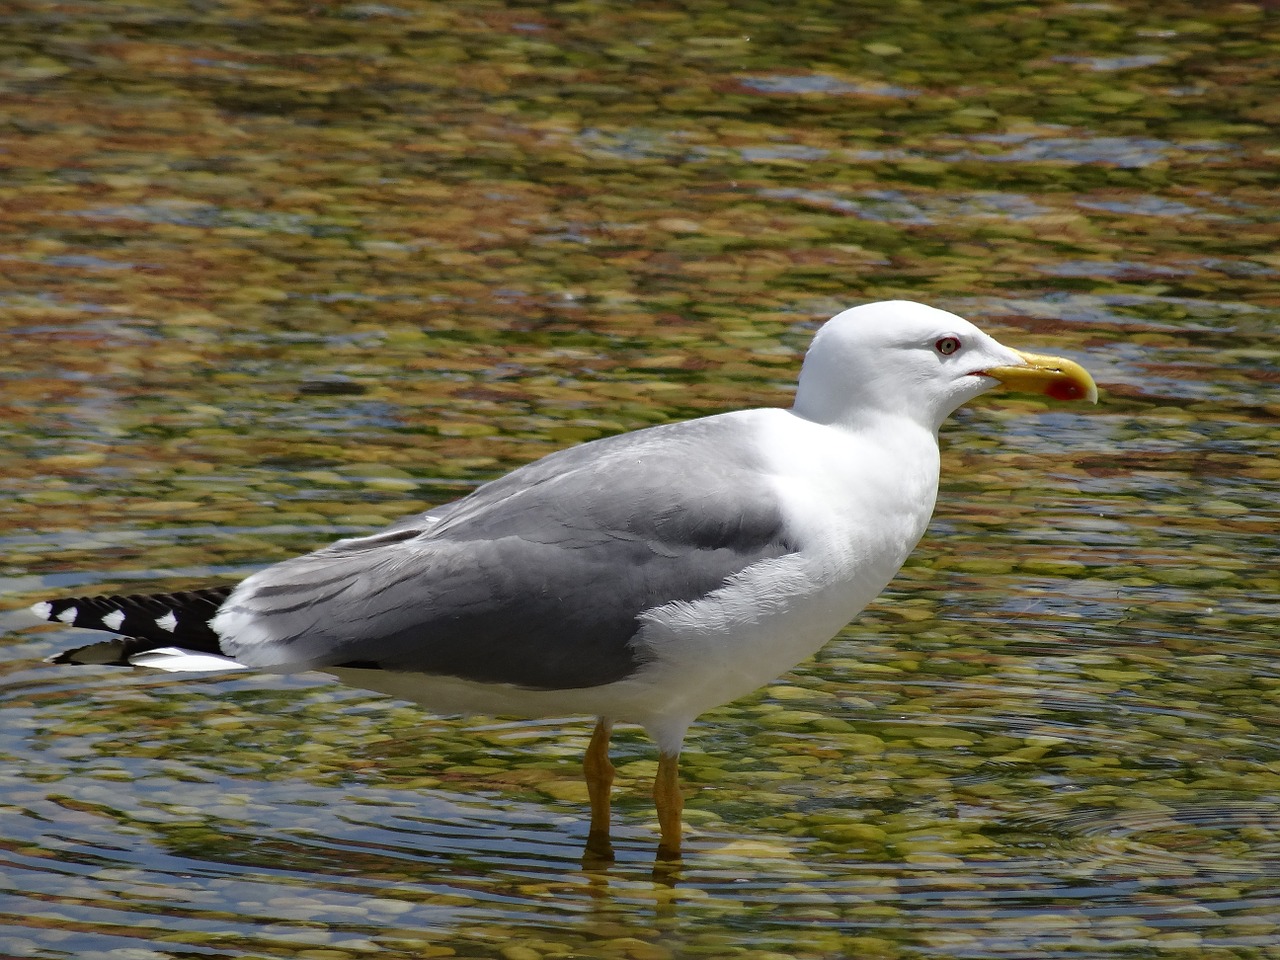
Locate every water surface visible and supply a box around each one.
[2,1,1277,958]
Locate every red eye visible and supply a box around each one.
[935,336,961,356]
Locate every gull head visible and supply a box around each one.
[792,300,1097,432]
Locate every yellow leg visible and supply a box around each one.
[653,751,684,860]
[583,718,615,858]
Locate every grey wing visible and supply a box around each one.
[216,415,798,690]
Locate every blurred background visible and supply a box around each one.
[1,2,1277,959]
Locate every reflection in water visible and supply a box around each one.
[2,0,1278,956]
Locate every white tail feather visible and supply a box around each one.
[128,647,248,673]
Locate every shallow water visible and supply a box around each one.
[2,1,1278,958]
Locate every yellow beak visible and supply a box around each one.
[981,350,1098,403]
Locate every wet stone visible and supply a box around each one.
[2,1,1278,958]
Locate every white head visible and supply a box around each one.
[792,300,1095,433]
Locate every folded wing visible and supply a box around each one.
[216,415,799,690]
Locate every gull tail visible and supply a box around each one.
[33,586,237,668]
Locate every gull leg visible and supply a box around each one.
[653,751,684,860]
[583,717,615,860]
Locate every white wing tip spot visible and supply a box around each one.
[102,609,126,631]
[30,601,53,620]
[156,611,178,632]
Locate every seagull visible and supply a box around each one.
[31,300,1096,860]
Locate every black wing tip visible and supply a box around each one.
[31,586,235,656]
